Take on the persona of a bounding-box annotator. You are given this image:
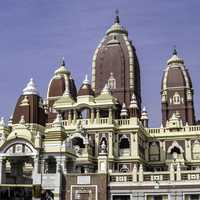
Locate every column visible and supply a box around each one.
[132,164,137,182]
[68,110,72,125]
[95,133,99,157]
[139,164,143,182]
[160,140,166,161]
[170,163,175,181]
[0,157,5,184]
[90,108,94,124]
[33,156,39,175]
[185,139,191,161]
[96,108,100,123]
[33,156,41,185]
[131,133,135,158]
[108,108,112,124]
[176,163,181,181]
[108,132,113,158]
[73,110,77,124]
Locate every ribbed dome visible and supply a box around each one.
[48,77,66,97]
[166,67,186,88]
[92,16,141,108]
[162,49,192,90]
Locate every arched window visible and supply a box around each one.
[72,137,85,156]
[119,135,130,156]
[192,140,200,160]
[167,141,184,160]
[44,156,57,173]
[108,72,116,89]
[72,137,85,148]
[120,164,129,173]
[173,92,181,104]
[149,142,160,161]
[119,135,130,149]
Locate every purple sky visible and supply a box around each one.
[0,0,200,127]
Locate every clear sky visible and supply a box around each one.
[0,0,199,127]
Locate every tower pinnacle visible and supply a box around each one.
[60,56,65,66]
[115,9,120,24]
[173,46,177,55]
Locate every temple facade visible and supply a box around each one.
[0,13,200,200]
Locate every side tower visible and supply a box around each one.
[46,58,77,122]
[92,12,141,113]
[161,49,195,126]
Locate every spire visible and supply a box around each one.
[167,47,183,65]
[60,56,65,66]
[141,106,148,120]
[83,74,89,84]
[141,106,149,128]
[114,9,120,24]
[0,117,6,127]
[54,57,70,75]
[101,83,110,95]
[23,78,38,95]
[120,102,128,117]
[130,93,138,108]
[173,46,177,55]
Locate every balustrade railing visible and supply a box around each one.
[109,169,200,183]
[46,118,137,129]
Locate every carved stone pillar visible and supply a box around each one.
[73,110,77,124]
[108,108,112,124]
[90,108,94,123]
[96,108,100,123]
[68,110,72,125]
[139,164,143,182]
[132,164,137,182]
[0,157,5,184]
[108,132,113,158]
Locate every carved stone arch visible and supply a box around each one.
[120,164,129,173]
[70,132,86,144]
[0,138,37,156]
[100,133,108,144]
[119,134,130,149]
[167,141,184,154]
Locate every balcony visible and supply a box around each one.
[46,117,139,130]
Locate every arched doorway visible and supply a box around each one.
[0,139,39,200]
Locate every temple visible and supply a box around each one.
[0,12,200,200]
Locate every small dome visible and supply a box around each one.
[141,106,148,120]
[78,75,94,96]
[54,57,70,75]
[162,49,192,90]
[23,78,38,95]
[129,93,138,109]
[167,48,184,65]
[106,12,127,36]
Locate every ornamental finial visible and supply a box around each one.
[60,56,65,66]
[173,45,177,55]
[115,9,120,24]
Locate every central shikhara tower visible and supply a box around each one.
[0,12,199,200]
